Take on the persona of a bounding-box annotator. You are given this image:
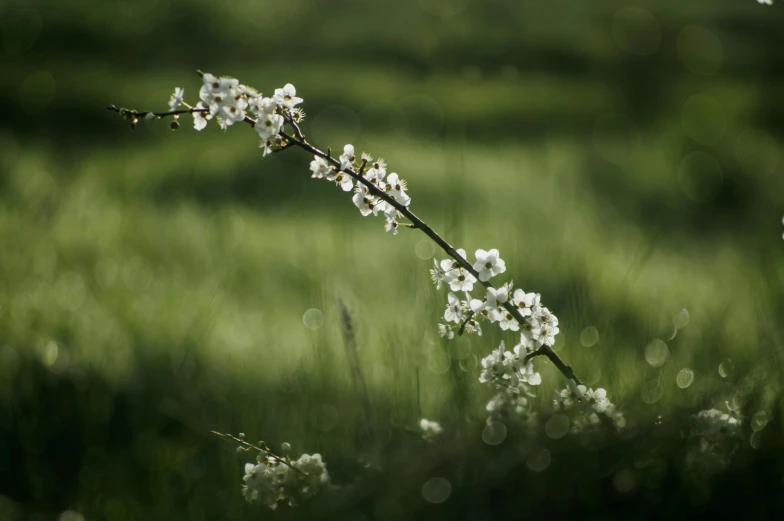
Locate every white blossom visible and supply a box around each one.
[383,173,411,206]
[473,249,506,282]
[193,102,212,131]
[352,185,374,216]
[255,107,284,139]
[334,171,353,192]
[365,158,386,182]
[242,451,329,509]
[444,292,463,324]
[384,217,399,235]
[310,156,331,179]
[169,87,184,111]
[479,341,510,384]
[340,144,355,171]
[419,418,443,441]
[430,258,446,290]
[511,289,539,316]
[273,83,303,109]
[437,323,455,339]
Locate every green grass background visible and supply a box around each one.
[1,0,784,519]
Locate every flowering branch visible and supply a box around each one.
[210,430,308,477]
[274,129,582,384]
[108,72,602,439]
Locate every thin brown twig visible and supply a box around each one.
[209,431,308,476]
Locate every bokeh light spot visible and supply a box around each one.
[751,411,768,432]
[545,414,570,439]
[303,308,324,330]
[644,339,669,368]
[676,368,695,389]
[421,477,451,503]
[613,469,638,493]
[526,448,551,472]
[580,326,599,347]
[58,511,86,521]
[482,421,507,446]
[427,350,452,374]
[718,358,734,378]
[448,336,471,360]
[415,239,436,259]
[641,380,663,404]
[673,308,690,330]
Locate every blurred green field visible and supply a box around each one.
[2,0,784,520]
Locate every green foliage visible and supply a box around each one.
[1,0,784,519]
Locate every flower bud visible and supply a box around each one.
[170,120,180,130]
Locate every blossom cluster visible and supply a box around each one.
[486,391,539,429]
[419,418,443,442]
[684,406,744,478]
[431,249,559,344]
[311,148,411,235]
[242,451,330,509]
[168,73,304,156]
[690,408,742,445]
[552,380,626,431]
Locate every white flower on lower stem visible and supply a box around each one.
[533,306,558,329]
[498,309,520,331]
[430,258,446,290]
[255,110,284,139]
[334,171,353,192]
[261,140,272,157]
[372,199,396,221]
[310,156,332,179]
[169,87,184,111]
[365,159,386,182]
[193,102,212,131]
[585,388,610,413]
[419,418,443,441]
[273,83,303,110]
[352,185,374,216]
[445,268,475,292]
[218,96,249,129]
[521,314,559,346]
[340,144,355,170]
[384,217,399,235]
[512,289,539,317]
[384,173,411,206]
[473,249,506,282]
[444,292,463,323]
[479,341,509,384]
[513,335,541,358]
[437,323,455,339]
[440,251,475,292]
[242,450,329,509]
[757,0,772,5]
